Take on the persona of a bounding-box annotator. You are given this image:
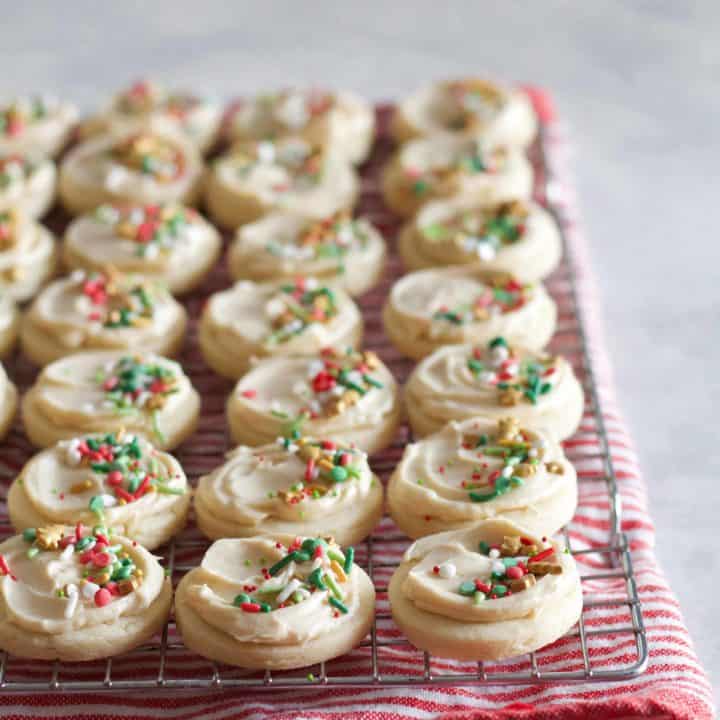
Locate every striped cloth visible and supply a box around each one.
[0,90,714,719]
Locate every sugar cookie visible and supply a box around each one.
[392,79,537,148]
[9,431,190,551]
[59,125,203,216]
[228,210,386,297]
[0,293,19,358]
[0,153,56,219]
[63,202,221,295]
[383,267,556,360]
[388,416,576,538]
[230,88,375,165]
[398,197,562,281]
[195,435,382,545]
[22,351,200,451]
[227,347,400,454]
[205,137,358,229]
[0,95,78,158]
[0,361,17,440]
[0,524,171,661]
[382,135,532,217]
[175,535,375,669]
[21,269,187,367]
[0,210,57,302]
[405,336,584,440]
[199,277,362,379]
[389,518,582,660]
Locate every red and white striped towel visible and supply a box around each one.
[0,90,713,719]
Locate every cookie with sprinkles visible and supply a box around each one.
[0,361,17,441]
[20,268,187,367]
[8,431,190,550]
[58,123,204,216]
[405,336,584,440]
[229,87,375,165]
[81,79,222,153]
[0,524,171,661]
[63,202,222,295]
[0,152,57,219]
[195,434,382,545]
[199,277,363,379]
[21,350,200,451]
[381,134,533,218]
[389,518,582,661]
[398,196,562,281]
[205,136,359,229]
[388,416,576,539]
[227,347,401,454]
[382,267,556,360]
[392,78,537,148]
[228,209,387,297]
[0,293,19,358]
[0,209,58,302]
[0,94,78,158]
[175,534,375,669]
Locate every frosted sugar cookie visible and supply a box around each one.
[195,435,382,545]
[21,351,200,451]
[388,416,576,538]
[392,78,537,148]
[8,431,190,551]
[398,197,562,281]
[227,347,400,454]
[0,153,56,219]
[205,137,359,229]
[389,518,582,660]
[0,94,78,158]
[405,336,584,440]
[63,202,222,295]
[230,88,375,164]
[59,125,204,216]
[175,535,375,669]
[0,524,172,661]
[382,267,556,360]
[83,79,222,153]
[381,134,533,217]
[199,277,362,379]
[228,210,386,297]
[21,268,187,367]
[0,293,19,358]
[0,209,57,303]
[0,361,17,440]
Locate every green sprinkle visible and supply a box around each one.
[329,596,349,614]
[363,374,383,389]
[233,593,251,606]
[473,591,486,604]
[493,584,508,597]
[469,489,499,503]
[75,536,94,551]
[308,568,326,590]
[324,571,344,600]
[27,547,40,559]
[260,602,272,613]
[307,673,316,682]
[89,496,105,515]
[22,528,37,543]
[342,547,354,575]
[330,466,348,483]
[268,552,296,576]
[458,580,476,596]
[113,565,133,581]
[489,337,508,349]
[156,485,186,495]
[467,358,484,374]
[479,541,490,555]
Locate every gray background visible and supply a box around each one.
[1,0,717,700]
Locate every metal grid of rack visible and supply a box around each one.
[0,112,648,691]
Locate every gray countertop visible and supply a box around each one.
[1,0,717,702]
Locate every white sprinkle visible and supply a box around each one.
[528,448,538,458]
[257,141,276,163]
[277,578,302,605]
[488,548,501,559]
[304,277,319,291]
[100,494,118,508]
[104,166,131,191]
[306,359,325,378]
[437,562,456,579]
[490,345,509,365]
[492,560,506,574]
[82,582,100,600]
[478,371,497,384]
[476,242,496,261]
[60,544,75,561]
[501,465,514,478]
[64,590,79,618]
[61,438,84,466]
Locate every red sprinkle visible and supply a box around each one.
[506,566,524,580]
[94,588,112,607]
[75,522,84,542]
[475,580,492,594]
[0,555,11,577]
[93,552,112,568]
[133,476,151,499]
[95,533,110,546]
[520,537,534,545]
[241,602,262,613]
[321,440,335,450]
[313,545,324,559]
[432,565,440,575]
[105,581,120,597]
[115,487,134,503]
[80,549,96,564]
[528,547,555,564]
[107,470,124,487]
[241,389,257,398]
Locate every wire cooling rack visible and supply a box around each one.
[0,106,648,691]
